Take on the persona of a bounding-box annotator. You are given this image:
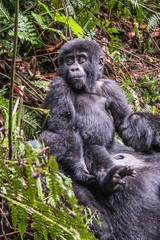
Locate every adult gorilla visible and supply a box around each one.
[31,39,160,239]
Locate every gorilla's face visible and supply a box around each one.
[64,52,88,91]
[58,38,104,92]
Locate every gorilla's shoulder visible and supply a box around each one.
[100,78,119,86]
[48,76,70,93]
[50,76,66,86]
[97,78,120,93]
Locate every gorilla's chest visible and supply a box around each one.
[74,94,114,145]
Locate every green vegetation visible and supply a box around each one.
[0,0,159,239]
[0,148,97,239]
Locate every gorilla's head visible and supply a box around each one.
[58,39,104,91]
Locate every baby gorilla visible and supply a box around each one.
[39,38,138,191]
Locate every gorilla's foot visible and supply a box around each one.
[103,166,136,192]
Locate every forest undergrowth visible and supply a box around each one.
[0,0,160,239]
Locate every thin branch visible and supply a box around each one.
[9,0,19,159]
[4,61,44,102]
[114,45,159,68]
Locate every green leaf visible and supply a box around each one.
[55,13,83,37]
[38,1,53,18]
[68,17,83,37]
[32,12,66,39]
[144,89,150,104]
[55,12,66,23]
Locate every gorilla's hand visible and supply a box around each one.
[74,164,96,185]
[119,113,154,152]
[102,166,136,192]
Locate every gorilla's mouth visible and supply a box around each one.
[71,76,86,80]
[68,77,86,90]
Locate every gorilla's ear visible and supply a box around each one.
[99,56,104,71]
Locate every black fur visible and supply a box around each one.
[30,39,160,239]
[73,150,160,240]
[120,112,160,152]
[41,39,136,189]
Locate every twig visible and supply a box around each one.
[0,230,34,238]
[96,38,159,68]
[115,45,158,68]
[4,61,44,102]
[36,146,50,161]
[140,67,160,75]
[0,72,10,80]
[150,56,160,62]
[1,200,7,240]
[60,0,72,39]
[150,36,160,53]
[0,231,20,238]
[23,0,38,14]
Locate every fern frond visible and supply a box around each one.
[9,13,38,45]
[147,13,160,31]
[25,165,37,202]
[36,177,45,200]
[65,0,75,16]
[68,0,85,7]
[10,205,19,230]
[0,2,11,22]
[0,39,13,49]
[0,146,97,240]
[18,206,28,239]
[31,81,49,91]
[32,213,48,240]
[23,110,40,138]
[129,0,139,8]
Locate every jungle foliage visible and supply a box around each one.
[0,0,160,239]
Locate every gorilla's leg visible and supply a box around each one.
[28,130,96,185]
[26,131,66,159]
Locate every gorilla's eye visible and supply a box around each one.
[78,55,86,64]
[66,57,74,65]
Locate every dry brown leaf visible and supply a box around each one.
[43,72,58,79]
